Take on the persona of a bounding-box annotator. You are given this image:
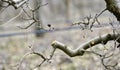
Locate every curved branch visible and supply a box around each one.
[51,33,120,57]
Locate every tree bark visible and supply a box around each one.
[105,0,120,21]
[34,0,44,37]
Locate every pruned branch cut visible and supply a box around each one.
[51,33,120,57]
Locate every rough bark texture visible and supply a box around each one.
[105,0,120,21]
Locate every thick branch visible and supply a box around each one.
[105,0,120,21]
[51,33,120,57]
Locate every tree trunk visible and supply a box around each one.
[64,0,70,23]
[34,0,44,37]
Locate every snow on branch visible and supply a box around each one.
[11,0,29,9]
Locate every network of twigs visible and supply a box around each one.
[0,0,120,70]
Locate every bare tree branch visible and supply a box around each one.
[51,33,120,57]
